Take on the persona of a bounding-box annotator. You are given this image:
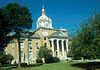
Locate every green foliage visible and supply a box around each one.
[45,54,54,63]
[73,57,82,60]
[0,3,33,49]
[7,54,14,64]
[44,54,60,63]
[39,46,60,63]
[0,54,13,64]
[45,56,60,63]
[39,46,52,58]
[4,3,33,33]
[2,3,33,67]
[0,3,33,67]
[52,57,60,63]
[69,13,100,59]
[36,58,43,63]
[0,8,12,49]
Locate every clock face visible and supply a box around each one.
[42,31,48,35]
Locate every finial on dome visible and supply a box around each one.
[42,5,45,15]
[43,5,44,9]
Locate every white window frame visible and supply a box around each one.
[29,51,32,60]
[21,51,24,58]
[20,41,24,48]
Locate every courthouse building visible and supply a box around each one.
[5,7,69,64]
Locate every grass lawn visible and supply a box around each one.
[1,61,100,70]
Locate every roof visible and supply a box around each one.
[33,27,68,33]
[21,32,40,39]
[48,30,68,39]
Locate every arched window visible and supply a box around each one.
[46,22,48,27]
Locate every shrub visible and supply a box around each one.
[73,57,82,60]
[7,54,14,64]
[38,46,60,63]
[36,58,43,63]
[0,54,13,64]
[53,57,60,63]
[45,54,54,63]
[21,63,27,67]
[45,54,60,63]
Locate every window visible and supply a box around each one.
[29,51,32,60]
[44,37,46,40]
[12,47,14,50]
[21,51,24,58]
[20,41,24,48]
[36,51,39,58]
[42,31,48,35]
[44,43,47,47]
[36,43,39,49]
[49,40,52,47]
[28,41,32,49]
[46,23,48,26]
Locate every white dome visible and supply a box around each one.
[36,7,53,28]
[37,15,52,23]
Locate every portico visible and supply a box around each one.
[49,38,68,59]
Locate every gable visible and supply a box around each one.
[48,30,68,39]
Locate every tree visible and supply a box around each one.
[39,46,52,63]
[4,3,33,67]
[69,13,100,59]
[92,14,100,58]
[0,8,13,68]
[0,8,12,50]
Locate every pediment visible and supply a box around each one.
[49,30,67,37]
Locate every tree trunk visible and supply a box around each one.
[18,38,21,68]
[42,57,45,63]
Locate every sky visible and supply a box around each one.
[0,0,100,33]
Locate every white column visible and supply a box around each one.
[62,40,64,57]
[51,39,54,57]
[57,39,60,57]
